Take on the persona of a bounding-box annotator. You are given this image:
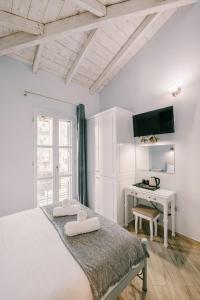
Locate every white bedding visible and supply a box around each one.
[0,208,93,300]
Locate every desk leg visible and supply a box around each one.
[171,199,176,237]
[124,191,128,227]
[134,196,138,208]
[163,202,168,248]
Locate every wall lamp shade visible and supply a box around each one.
[169,86,181,97]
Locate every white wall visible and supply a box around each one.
[0,56,100,217]
[100,4,200,241]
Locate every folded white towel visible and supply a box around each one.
[77,209,87,222]
[61,199,71,207]
[64,217,100,236]
[53,204,81,217]
[62,199,79,207]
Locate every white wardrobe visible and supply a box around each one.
[87,107,135,226]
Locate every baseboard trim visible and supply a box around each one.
[157,222,200,246]
[132,218,200,245]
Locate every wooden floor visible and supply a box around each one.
[118,221,200,300]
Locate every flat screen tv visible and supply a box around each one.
[133,106,175,137]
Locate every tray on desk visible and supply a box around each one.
[133,183,160,191]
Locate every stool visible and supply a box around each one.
[132,205,160,241]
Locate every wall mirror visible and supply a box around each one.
[136,144,175,174]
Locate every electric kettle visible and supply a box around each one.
[149,177,160,188]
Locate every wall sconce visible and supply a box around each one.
[169,86,181,97]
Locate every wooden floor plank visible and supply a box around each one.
[118,221,200,300]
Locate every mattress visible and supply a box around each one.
[0,207,146,300]
[0,208,92,300]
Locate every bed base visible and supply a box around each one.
[104,239,148,300]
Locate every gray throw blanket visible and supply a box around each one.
[42,204,147,300]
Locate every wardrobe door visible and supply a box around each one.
[87,117,100,174]
[99,112,116,177]
[94,175,102,214]
[87,173,95,210]
[100,176,115,222]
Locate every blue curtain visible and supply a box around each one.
[76,104,88,206]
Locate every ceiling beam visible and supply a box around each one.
[65,29,97,85]
[0,32,41,56]
[0,11,44,35]
[90,14,159,94]
[32,44,45,73]
[73,0,106,17]
[0,0,198,56]
[45,0,198,36]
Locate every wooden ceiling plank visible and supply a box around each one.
[12,0,32,18]
[0,0,12,13]
[73,0,106,17]
[65,29,97,85]
[42,0,64,23]
[27,0,49,22]
[0,0,198,56]
[89,13,159,94]
[32,43,45,72]
[0,32,40,56]
[45,0,198,37]
[0,10,44,34]
[96,9,177,93]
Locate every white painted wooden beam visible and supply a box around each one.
[65,29,97,85]
[32,44,45,73]
[90,14,159,94]
[73,0,106,17]
[0,11,44,35]
[0,0,198,56]
[45,0,199,37]
[0,32,42,56]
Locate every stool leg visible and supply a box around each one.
[150,220,153,241]
[154,219,158,237]
[139,217,142,230]
[135,215,138,234]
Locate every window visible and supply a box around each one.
[35,115,73,207]
[58,120,72,202]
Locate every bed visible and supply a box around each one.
[0,205,148,300]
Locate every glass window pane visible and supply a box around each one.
[59,120,72,146]
[59,148,72,176]
[59,176,72,202]
[37,179,53,207]
[37,116,53,146]
[37,147,53,178]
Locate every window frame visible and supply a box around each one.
[34,110,76,208]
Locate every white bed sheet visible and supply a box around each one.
[0,208,93,300]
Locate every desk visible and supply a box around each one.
[124,186,176,248]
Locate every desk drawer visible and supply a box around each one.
[148,194,162,203]
[127,189,144,198]
[134,190,150,200]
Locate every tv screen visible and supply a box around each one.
[133,106,175,137]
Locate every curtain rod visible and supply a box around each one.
[24,90,77,106]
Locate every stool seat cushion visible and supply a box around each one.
[132,205,159,219]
